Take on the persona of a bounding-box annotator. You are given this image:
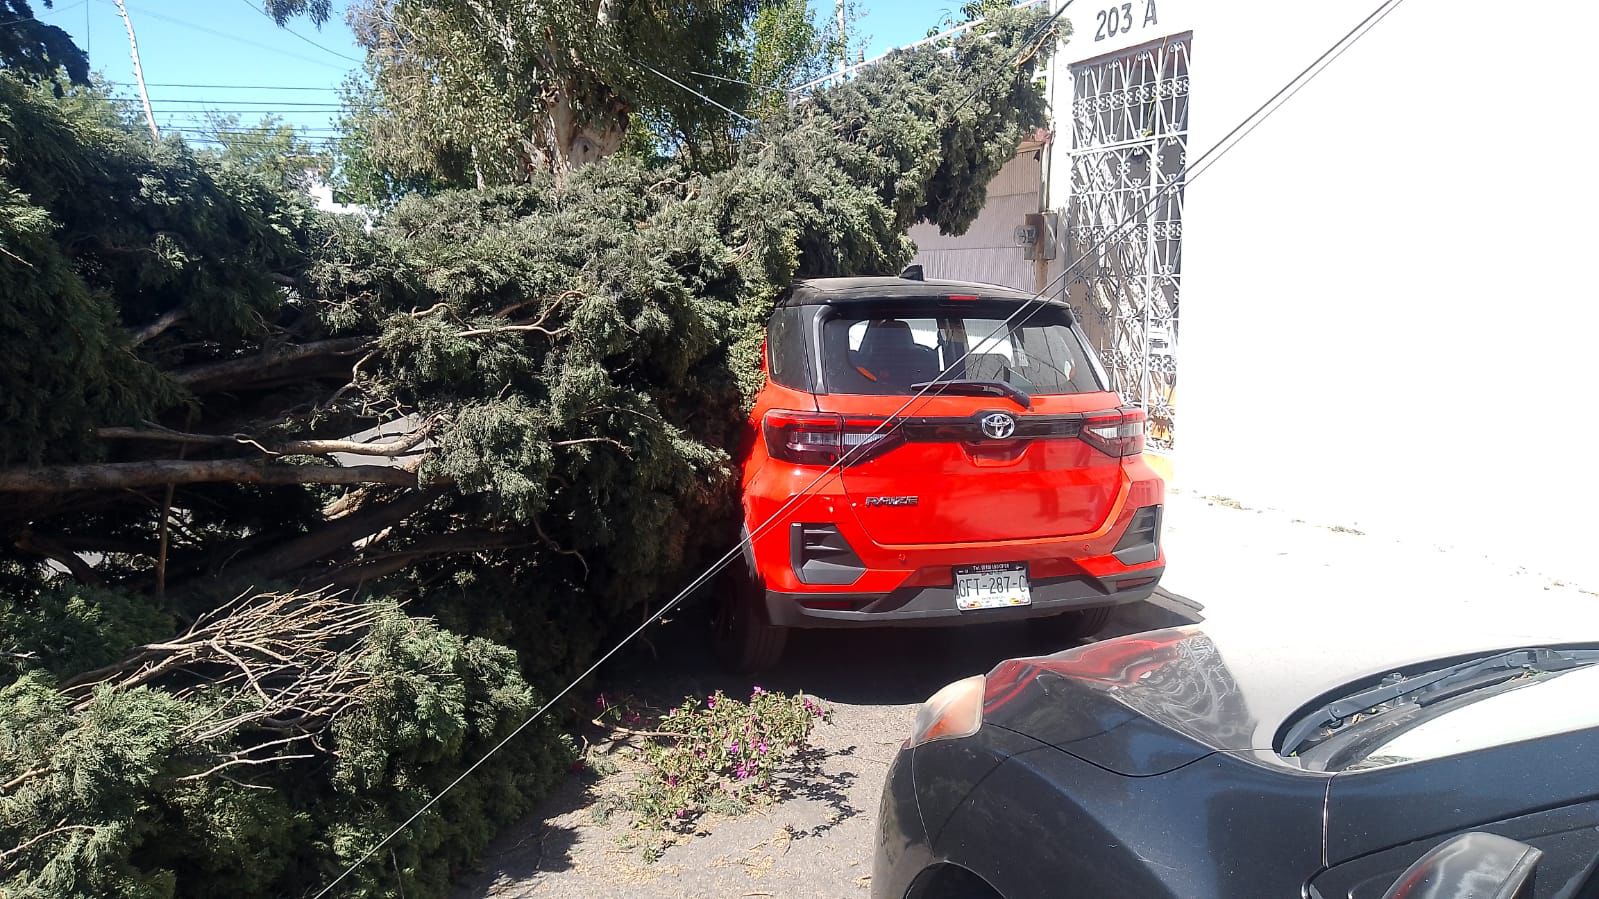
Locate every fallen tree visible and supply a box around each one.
[0,588,566,898]
[0,6,1055,894]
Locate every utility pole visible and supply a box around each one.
[836,0,847,80]
[113,0,159,141]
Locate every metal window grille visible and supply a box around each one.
[1065,36,1189,450]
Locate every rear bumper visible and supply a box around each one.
[765,567,1163,629]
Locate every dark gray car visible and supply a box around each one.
[873,625,1599,898]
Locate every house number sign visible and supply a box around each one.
[1093,0,1160,42]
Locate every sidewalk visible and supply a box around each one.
[1160,489,1598,647]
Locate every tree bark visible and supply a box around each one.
[0,459,417,493]
[96,426,431,458]
[222,488,444,582]
[325,530,522,586]
[129,307,187,346]
[174,337,374,393]
[13,533,103,585]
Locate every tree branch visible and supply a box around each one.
[325,530,524,586]
[0,766,49,794]
[96,424,432,458]
[0,459,418,493]
[13,533,103,586]
[224,488,443,580]
[129,307,187,346]
[174,337,374,393]
[0,824,97,869]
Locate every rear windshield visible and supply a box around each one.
[820,303,1103,396]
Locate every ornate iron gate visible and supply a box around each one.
[1065,36,1189,449]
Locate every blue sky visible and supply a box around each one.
[39,0,970,146]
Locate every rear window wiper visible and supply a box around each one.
[1281,647,1599,754]
[911,379,1032,409]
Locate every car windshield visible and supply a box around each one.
[819,303,1103,396]
[1289,653,1599,772]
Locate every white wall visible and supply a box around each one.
[1156,0,1599,586]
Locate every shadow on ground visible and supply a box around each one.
[620,588,1206,707]
[460,779,590,888]
[455,591,1203,897]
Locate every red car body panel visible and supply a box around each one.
[734,276,1165,627]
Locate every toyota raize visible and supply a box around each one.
[714,274,1165,671]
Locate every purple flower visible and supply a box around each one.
[757,740,769,755]
[666,775,678,787]
[706,695,717,709]
[676,808,689,819]
[734,764,750,780]
[728,740,741,754]
[751,685,766,697]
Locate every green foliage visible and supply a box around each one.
[0,74,318,466]
[320,0,759,184]
[0,1,88,92]
[0,10,1054,895]
[0,601,567,899]
[199,113,333,191]
[0,586,173,684]
[625,687,829,837]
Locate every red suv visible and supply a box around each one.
[714,275,1165,671]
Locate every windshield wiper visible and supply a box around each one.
[910,379,1032,409]
[1281,647,1599,755]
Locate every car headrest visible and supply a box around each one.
[859,320,919,354]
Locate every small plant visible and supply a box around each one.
[625,687,831,838]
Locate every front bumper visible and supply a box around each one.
[765,567,1163,629]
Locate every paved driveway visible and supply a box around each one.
[454,490,1594,898]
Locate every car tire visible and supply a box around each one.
[712,557,787,674]
[1029,605,1114,644]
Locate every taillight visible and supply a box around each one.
[909,675,986,747]
[1080,407,1146,457]
[762,410,901,466]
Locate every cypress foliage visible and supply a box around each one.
[0,7,1054,895]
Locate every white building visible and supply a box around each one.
[909,0,1599,587]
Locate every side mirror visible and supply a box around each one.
[1382,832,1541,899]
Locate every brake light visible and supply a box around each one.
[762,410,900,466]
[1081,407,1146,457]
[909,675,986,747]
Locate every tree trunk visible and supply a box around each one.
[0,459,418,493]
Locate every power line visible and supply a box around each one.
[630,57,753,125]
[105,81,341,91]
[106,98,342,107]
[307,1,1411,895]
[234,0,362,64]
[0,0,87,27]
[99,0,352,71]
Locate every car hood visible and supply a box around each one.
[980,622,1599,776]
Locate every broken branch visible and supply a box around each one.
[0,459,418,493]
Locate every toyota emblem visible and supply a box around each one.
[980,412,1017,440]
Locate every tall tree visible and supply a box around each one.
[201,113,333,191]
[0,0,88,91]
[742,0,843,119]
[268,0,757,185]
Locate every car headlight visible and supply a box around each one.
[909,674,986,747]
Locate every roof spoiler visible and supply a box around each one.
[899,264,925,281]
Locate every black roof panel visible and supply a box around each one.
[781,276,1061,307]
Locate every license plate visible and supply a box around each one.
[953,563,1032,611]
